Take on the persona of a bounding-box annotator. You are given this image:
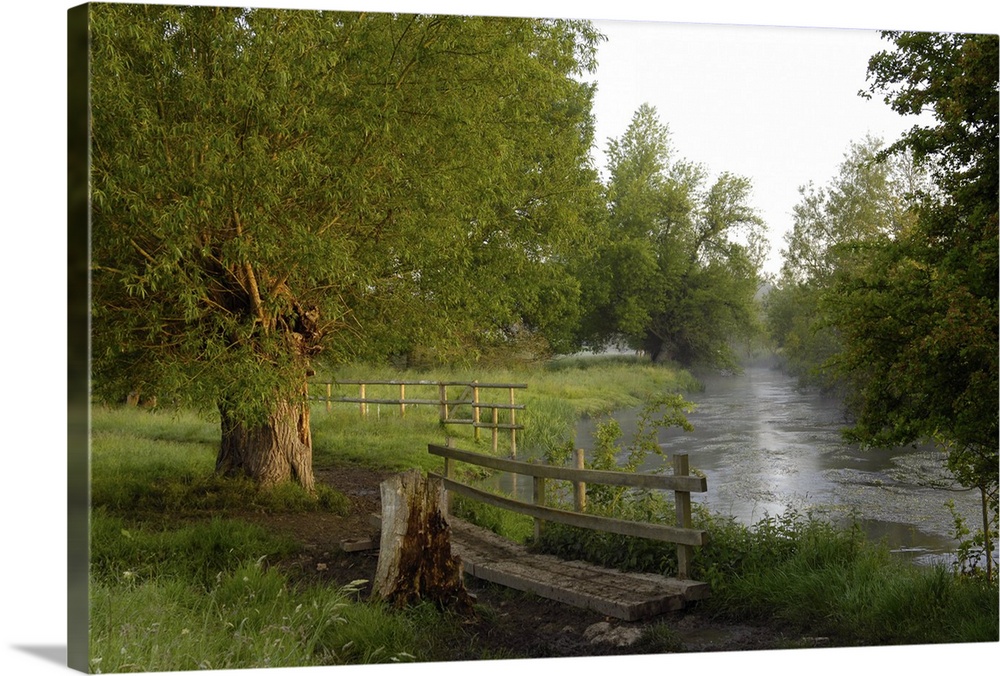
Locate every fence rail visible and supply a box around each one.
[310,379,526,454]
[428,442,708,579]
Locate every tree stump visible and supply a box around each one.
[372,469,474,615]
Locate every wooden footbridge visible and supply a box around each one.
[351,442,711,621]
[447,515,709,620]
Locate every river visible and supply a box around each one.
[572,364,983,566]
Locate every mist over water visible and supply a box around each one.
[575,363,983,566]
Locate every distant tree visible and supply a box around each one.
[577,104,766,366]
[781,135,926,285]
[829,31,998,580]
[89,5,603,489]
[766,136,926,388]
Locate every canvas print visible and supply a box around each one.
[67,1,998,673]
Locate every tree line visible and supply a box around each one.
[765,31,998,580]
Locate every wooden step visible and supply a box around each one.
[447,517,710,621]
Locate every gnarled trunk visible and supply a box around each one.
[215,393,315,493]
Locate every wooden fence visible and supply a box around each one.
[311,380,526,454]
[428,442,708,580]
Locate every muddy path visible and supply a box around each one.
[242,465,828,662]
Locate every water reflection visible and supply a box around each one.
[572,365,981,563]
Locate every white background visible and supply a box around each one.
[2,2,996,675]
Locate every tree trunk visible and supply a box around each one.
[215,393,315,493]
[372,469,474,614]
[642,331,665,363]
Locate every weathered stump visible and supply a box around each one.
[372,469,474,614]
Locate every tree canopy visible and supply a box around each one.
[765,135,927,389]
[831,31,998,458]
[766,30,997,579]
[91,5,603,405]
[577,104,767,366]
[89,4,604,486]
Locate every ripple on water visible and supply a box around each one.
[577,366,983,561]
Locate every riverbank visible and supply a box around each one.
[86,357,998,671]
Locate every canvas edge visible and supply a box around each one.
[67,3,93,673]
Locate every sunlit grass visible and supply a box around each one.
[84,356,710,672]
[91,407,349,517]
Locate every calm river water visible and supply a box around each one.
[571,364,983,566]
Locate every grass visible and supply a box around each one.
[91,406,349,518]
[88,511,427,672]
[311,354,702,470]
[693,510,1000,645]
[87,355,997,669]
[451,494,535,544]
[535,501,999,647]
[88,355,701,670]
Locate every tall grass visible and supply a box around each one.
[697,509,999,644]
[89,511,427,672]
[537,502,999,646]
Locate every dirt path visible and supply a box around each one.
[247,465,814,660]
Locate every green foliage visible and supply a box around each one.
[946,498,999,586]
[586,394,693,511]
[769,32,998,581]
[695,509,998,645]
[311,356,700,465]
[576,104,767,366]
[90,510,301,589]
[540,501,998,645]
[763,281,843,390]
[826,31,998,580]
[765,136,926,391]
[89,515,425,671]
[535,393,693,574]
[451,495,534,544]
[89,5,605,427]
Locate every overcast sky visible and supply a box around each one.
[584,20,935,274]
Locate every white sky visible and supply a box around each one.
[584,20,936,274]
[2,3,997,676]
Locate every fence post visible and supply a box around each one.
[673,452,693,579]
[573,448,587,512]
[491,407,499,453]
[508,387,517,457]
[359,383,368,418]
[533,468,546,542]
[399,383,406,418]
[443,437,456,516]
[326,383,332,413]
[439,383,448,423]
[472,382,480,442]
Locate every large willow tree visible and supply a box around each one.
[89,5,602,489]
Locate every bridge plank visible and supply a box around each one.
[448,517,710,621]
